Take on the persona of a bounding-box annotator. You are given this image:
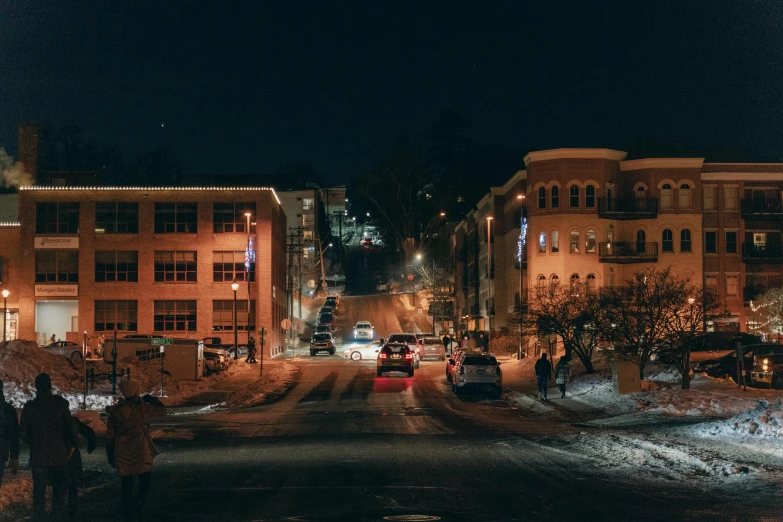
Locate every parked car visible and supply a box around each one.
[417,335,446,361]
[43,341,84,359]
[446,348,481,383]
[750,343,783,389]
[387,333,420,368]
[452,353,502,398]
[353,321,374,341]
[377,342,414,377]
[310,332,336,356]
[324,296,339,309]
[318,312,334,329]
[202,337,247,358]
[314,324,331,335]
[203,346,232,375]
[343,340,382,361]
[319,306,334,315]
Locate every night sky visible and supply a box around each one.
[1,1,782,183]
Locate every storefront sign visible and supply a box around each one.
[35,285,78,297]
[35,236,79,249]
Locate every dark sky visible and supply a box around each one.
[1,1,782,183]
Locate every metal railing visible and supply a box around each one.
[598,242,658,263]
[741,198,783,219]
[742,243,783,263]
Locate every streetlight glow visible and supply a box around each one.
[517,194,525,200]
[439,212,446,217]
[416,253,422,260]
[1,289,8,298]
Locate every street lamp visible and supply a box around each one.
[231,280,240,359]
[245,212,253,349]
[486,216,494,350]
[2,289,8,342]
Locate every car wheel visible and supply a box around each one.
[377,368,383,377]
[408,367,414,377]
[310,350,316,357]
[329,349,335,355]
[71,351,82,359]
[228,349,237,359]
[773,374,783,390]
[350,351,361,361]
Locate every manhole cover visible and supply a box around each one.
[383,515,440,522]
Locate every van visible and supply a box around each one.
[750,343,783,389]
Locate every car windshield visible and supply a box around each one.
[357,323,371,328]
[319,314,332,321]
[422,338,441,344]
[389,335,414,343]
[462,356,498,366]
[313,334,332,341]
[383,344,407,353]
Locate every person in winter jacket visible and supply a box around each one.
[245,336,257,364]
[20,373,78,518]
[107,380,167,519]
[0,379,20,488]
[555,357,571,399]
[67,416,97,518]
[534,353,552,400]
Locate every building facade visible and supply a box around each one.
[13,186,288,357]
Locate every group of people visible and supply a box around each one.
[0,374,167,519]
[534,352,571,400]
[441,331,490,354]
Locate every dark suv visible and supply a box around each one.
[377,342,414,377]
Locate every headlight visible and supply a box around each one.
[354,330,357,335]
[763,358,769,365]
[762,363,769,372]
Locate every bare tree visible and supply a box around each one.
[416,260,454,329]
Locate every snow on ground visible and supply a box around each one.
[225,362,299,408]
[686,399,783,439]
[507,391,558,414]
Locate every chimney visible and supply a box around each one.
[18,123,39,184]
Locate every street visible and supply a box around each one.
[59,355,783,522]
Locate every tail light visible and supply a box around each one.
[460,366,465,375]
[405,352,413,360]
[379,353,387,359]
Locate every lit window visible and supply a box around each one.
[539,232,547,253]
[302,198,314,210]
[726,275,738,297]
[705,275,718,296]
[570,230,580,253]
[586,229,596,253]
[551,231,559,253]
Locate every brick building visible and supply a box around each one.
[12,186,287,357]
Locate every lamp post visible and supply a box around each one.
[517,194,525,359]
[486,216,493,351]
[245,212,253,349]
[2,289,8,342]
[231,280,239,359]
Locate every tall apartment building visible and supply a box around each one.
[10,186,288,357]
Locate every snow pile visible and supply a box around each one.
[226,362,299,407]
[645,367,682,383]
[0,340,84,394]
[507,391,558,414]
[688,399,783,439]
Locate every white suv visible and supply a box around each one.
[353,321,374,340]
[452,354,502,398]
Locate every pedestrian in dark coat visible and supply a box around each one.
[19,373,78,518]
[107,380,167,519]
[66,416,97,517]
[0,378,20,487]
[478,333,488,352]
[555,357,571,399]
[442,334,452,355]
[245,336,257,364]
[534,353,552,400]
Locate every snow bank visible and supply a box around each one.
[226,362,299,408]
[0,339,84,394]
[688,399,783,439]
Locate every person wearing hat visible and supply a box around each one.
[107,380,167,518]
[0,378,20,488]
[19,373,78,518]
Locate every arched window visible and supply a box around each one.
[551,186,559,209]
[636,186,646,197]
[662,229,673,252]
[550,274,559,285]
[586,229,596,253]
[538,187,546,209]
[586,273,596,292]
[570,230,580,253]
[585,185,595,208]
[570,273,580,290]
[538,232,547,253]
[636,230,646,253]
[551,231,559,253]
[570,185,580,208]
[537,274,546,287]
[680,229,692,252]
[661,184,673,209]
[679,183,691,208]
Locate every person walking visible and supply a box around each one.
[245,336,257,364]
[20,373,78,518]
[478,333,488,352]
[442,334,451,355]
[0,378,20,488]
[534,353,552,401]
[67,416,97,518]
[555,357,571,399]
[106,380,167,519]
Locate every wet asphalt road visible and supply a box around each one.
[59,356,783,522]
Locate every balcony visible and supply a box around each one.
[597,198,658,220]
[741,198,783,220]
[742,243,783,264]
[598,242,658,264]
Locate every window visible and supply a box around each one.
[661,184,672,209]
[303,230,314,241]
[753,232,767,249]
[95,203,138,234]
[538,232,546,253]
[537,274,546,287]
[154,203,197,233]
[586,273,596,292]
[679,183,691,208]
[636,230,647,253]
[585,185,595,208]
[153,300,196,332]
[302,214,315,227]
[703,186,716,210]
[569,185,579,208]
[94,300,138,332]
[154,251,197,282]
[538,187,546,209]
[726,231,737,253]
[662,229,673,252]
[213,203,256,233]
[550,274,559,284]
[636,186,646,198]
[302,198,314,210]
[35,202,79,234]
[570,273,580,289]
[551,186,559,209]
[680,229,692,252]
[726,275,738,297]
[212,300,256,331]
[35,251,78,283]
[551,231,559,253]
[586,229,596,253]
[724,186,737,210]
[570,230,579,253]
[705,275,718,296]
[95,251,138,282]
[705,232,717,254]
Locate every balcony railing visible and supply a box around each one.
[742,243,783,264]
[598,242,658,264]
[741,198,783,220]
[597,198,658,220]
